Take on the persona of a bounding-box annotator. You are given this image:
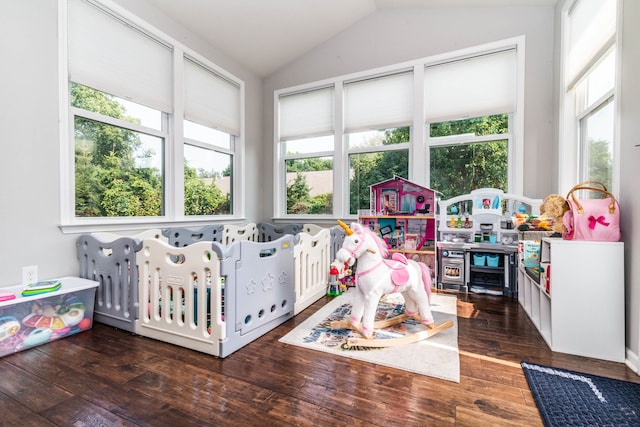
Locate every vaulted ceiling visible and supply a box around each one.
[149,0,558,77]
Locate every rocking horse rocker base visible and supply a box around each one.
[330,316,454,349]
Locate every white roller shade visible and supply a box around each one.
[344,72,413,132]
[184,58,241,135]
[567,0,616,89]
[68,0,172,113]
[279,87,334,140]
[424,49,517,123]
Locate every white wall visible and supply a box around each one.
[263,5,557,220]
[0,1,67,287]
[619,0,640,371]
[0,0,262,286]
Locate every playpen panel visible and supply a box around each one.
[162,225,224,247]
[223,223,258,244]
[76,234,143,332]
[301,223,324,236]
[136,239,224,356]
[293,229,331,315]
[256,223,303,242]
[330,226,347,261]
[217,236,295,357]
[91,229,166,244]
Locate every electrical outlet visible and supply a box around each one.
[22,265,38,286]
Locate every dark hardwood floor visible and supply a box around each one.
[1,291,638,426]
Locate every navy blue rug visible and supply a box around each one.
[522,361,640,426]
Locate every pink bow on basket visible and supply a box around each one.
[588,215,610,230]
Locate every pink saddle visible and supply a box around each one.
[383,253,411,290]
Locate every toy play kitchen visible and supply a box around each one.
[437,188,542,296]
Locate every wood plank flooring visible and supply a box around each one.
[1,291,638,426]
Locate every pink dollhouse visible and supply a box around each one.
[358,176,437,277]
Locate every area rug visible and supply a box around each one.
[280,290,459,382]
[521,361,640,426]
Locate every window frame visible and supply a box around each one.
[558,0,620,195]
[58,0,245,233]
[274,36,525,220]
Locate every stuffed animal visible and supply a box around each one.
[540,194,569,233]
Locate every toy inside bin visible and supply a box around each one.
[473,254,486,266]
[486,254,500,267]
[0,277,98,358]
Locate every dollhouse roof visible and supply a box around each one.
[369,176,432,193]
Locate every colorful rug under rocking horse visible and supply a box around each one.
[279,290,460,382]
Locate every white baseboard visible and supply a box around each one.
[625,347,640,375]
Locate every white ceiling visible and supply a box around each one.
[149,0,558,77]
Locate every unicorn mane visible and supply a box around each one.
[360,226,389,258]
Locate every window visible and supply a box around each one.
[183,58,239,216]
[275,40,521,218]
[285,154,334,215]
[560,0,618,193]
[279,87,335,215]
[63,0,243,227]
[71,83,165,217]
[429,115,510,200]
[425,50,516,199]
[576,49,616,189]
[344,73,413,214]
[347,128,410,214]
[183,120,233,216]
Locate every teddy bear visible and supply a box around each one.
[540,194,569,234]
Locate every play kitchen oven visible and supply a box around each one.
[437,241,518,296]
[437,243,466,292]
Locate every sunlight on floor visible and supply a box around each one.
[458,350,522,368]
[456,299,481,318]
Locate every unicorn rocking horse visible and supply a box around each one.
[331,220,453,348]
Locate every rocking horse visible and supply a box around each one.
[332,220,453,348]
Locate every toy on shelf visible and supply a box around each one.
[540,194,569,233]
[438,188,543,243]
[330,220,453,348]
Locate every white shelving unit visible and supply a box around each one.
[517,237,625,362]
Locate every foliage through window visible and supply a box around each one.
[183,120,233,216]
[348,128,410,214]
[429,114,509,200]
[285,157,333,214]
[283,134,334,215]
[72,83,165,217]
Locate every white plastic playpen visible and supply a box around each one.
[76,223,342,357]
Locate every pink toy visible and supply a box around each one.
[335,220,434,338]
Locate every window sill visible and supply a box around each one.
[59,216,246,235]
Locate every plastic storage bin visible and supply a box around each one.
[0,277,98,357]
[473,254,486,266]
[486,254,500,267]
